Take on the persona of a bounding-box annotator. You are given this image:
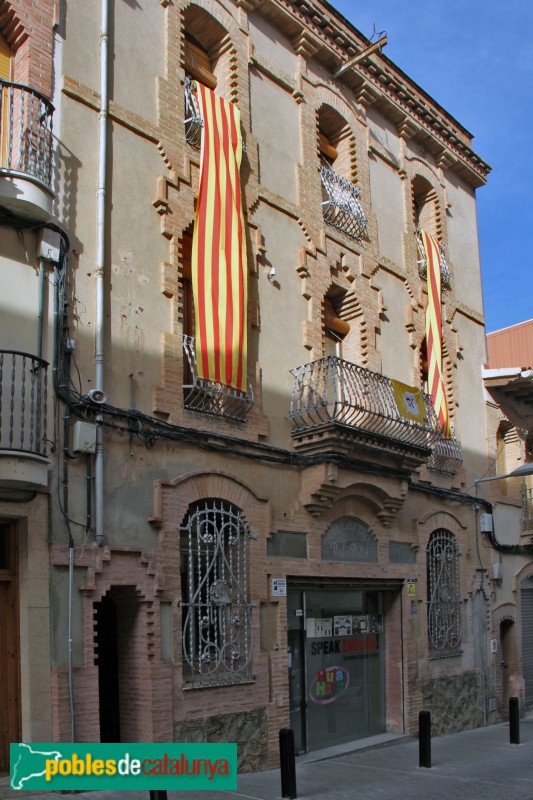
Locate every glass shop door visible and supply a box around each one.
[288,586,386,753]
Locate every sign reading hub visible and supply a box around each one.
[10,743,237,791]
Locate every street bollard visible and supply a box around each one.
[419,710,431,768]
[279,728,297,799]
[149,791,168,800]
[509,696,520,745]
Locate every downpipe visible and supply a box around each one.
[95,0,109,547]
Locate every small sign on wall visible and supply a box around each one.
[407,579,416,597]
[272,578,287,597]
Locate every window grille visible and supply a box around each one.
[416,232,451,287]
[320,165,367,241]
[427,529,461,657]
[180,499,254,687]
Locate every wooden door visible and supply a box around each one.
[0,521,20,775]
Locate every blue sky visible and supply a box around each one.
[332,0,532,333]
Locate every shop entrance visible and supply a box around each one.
[288,585,387,753]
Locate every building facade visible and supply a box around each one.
[483,321,533,714]
[0,0,501,772]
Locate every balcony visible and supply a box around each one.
[416,232,451,287]
[320,165,367,241]
[0,80,54,221]
[184,77,203,148]
[0,351,49,490]
[288,356,462,472]
[183,335,253,422]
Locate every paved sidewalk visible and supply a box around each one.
[2,717,533,800]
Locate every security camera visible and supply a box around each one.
[86,388,108,404]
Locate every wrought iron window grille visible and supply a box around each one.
[180,499,254,688]
[182,335,253,422]
[427,529,462,658]
[320,164,368,241]
[416,231,451,288]
[184,77,246,153]
[0,80,54,187]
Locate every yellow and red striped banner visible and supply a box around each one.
[192,82,247,393]
[421,229,451,438]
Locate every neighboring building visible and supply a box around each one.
[1,0,501,772]
[483,321,533,713]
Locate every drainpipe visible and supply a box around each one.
[95,0,109,547]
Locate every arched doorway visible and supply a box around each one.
[520,577,533,708]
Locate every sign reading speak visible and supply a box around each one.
[271,578,287,597]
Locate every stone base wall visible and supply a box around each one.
[173,709,268,773]
[421,672,484,735]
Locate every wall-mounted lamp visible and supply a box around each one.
[475,463,533,488]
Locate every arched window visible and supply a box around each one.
[317,104,367,241]
[496,421,513,496]
[412,175,439,237]
[182,7,233,147]
[427,529,461,657]
[323,290,349,358]
[180,499,253,687]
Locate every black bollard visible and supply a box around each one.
[279,728,297,799]
[149,792,168,800]
[509,696,520,745]
[419,710,431,768]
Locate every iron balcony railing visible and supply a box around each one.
[184,76,203,148]
[522,486,533,531]
[289,356,462,471]
[416,231,451,287]
[0,80,54,187]
[320,165,368,241]
[427,431,463,474]
[183,335,253,422]
[0,351,48,457]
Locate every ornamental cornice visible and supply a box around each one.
[255,0,490,186]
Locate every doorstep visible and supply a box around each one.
[296,731,412,764]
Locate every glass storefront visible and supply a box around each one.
[288,585,386,752]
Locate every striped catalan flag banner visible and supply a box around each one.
[421,229,451,438]
[192,82,247,393]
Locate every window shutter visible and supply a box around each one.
[184,38,217,90]
[319,131,338,163]
[324,297,350,337]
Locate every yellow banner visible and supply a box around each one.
[392,380,428,423]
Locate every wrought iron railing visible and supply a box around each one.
[522,485,533,531]
[180,499,254,688]
[427,431,463,474]
[320,165,367,241]
[0,351,48,457]
[0,80,54,187]
[416,232,451,287]
[183,335,253,421]
[289,356,462,471]
[184,76,203,148]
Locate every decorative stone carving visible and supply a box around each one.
[322,516,377,562]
